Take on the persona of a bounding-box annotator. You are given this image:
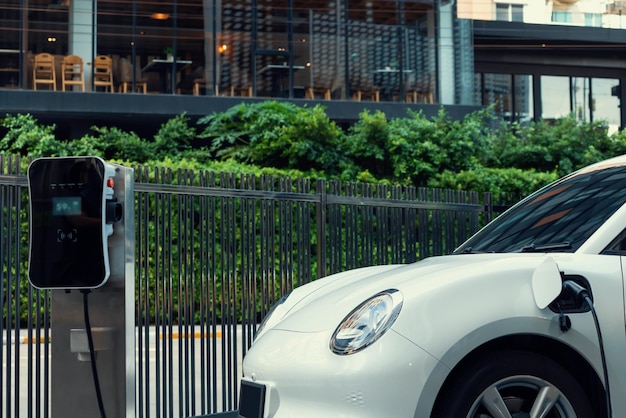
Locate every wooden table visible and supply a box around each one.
[142,59,192,94]
[258,64,305,97]
[373,68,414,101]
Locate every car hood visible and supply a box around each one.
[263,253,552,334]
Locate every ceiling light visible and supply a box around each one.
[150,13,170,20]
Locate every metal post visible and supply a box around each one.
[50,163,135,418]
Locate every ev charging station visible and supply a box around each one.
[28,156,135,418]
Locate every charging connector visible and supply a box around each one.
[562,280,590,309]
[561,280,611,418]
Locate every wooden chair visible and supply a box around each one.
[177,66,206,95]
[230,39,254,97]
[406,74,434,104]
[305,85,331,100]
[220,60,253,97]
[93,55,114,92]
[360,87,380,102]
[349,66,380,102]
[305,64,332,100]
[193,78,207,96]
[351,72,380,102]
[204,61,249,97]
[61,55,85,91]
[33,53,56,91]
[304,62,332,99]
[219,84,252,97]
[117,57,147,93]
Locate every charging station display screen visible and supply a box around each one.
[52,197,82,216]
[28,157,109,289]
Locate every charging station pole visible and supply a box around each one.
[27,157,135,418]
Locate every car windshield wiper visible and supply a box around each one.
[519,242,571,253]
[458,247,494,254]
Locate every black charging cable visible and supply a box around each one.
[81,290,107,418]
[563,281,612,418]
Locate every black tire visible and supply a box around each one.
[431,350,594,418]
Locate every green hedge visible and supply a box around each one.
[4,101,626,196]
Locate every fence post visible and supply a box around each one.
[316,179,326,279]
[484,192,493,224]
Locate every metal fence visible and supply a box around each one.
[0,155,512,418]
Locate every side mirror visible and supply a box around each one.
[531,257,563,309]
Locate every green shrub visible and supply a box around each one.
[345,110,392,179]
[0,114,65,157]
[491,115,619,176]
[197,101,351,176]
[153,113,197,159]
[348,107,495,186]
[430,167,558,197]
[76,126,155,162]
[4,104,626,197]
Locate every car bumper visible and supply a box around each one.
[240,328,441,418]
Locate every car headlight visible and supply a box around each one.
[330,289,403,355]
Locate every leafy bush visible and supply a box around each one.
[197,101,351,176]
[345,110,392,178]
[490,115,625,176]
[0,114,65,157]
[430,167,559,197]
[153,113,197,159]
[4,104,626,197]
[70,126,155,162]
[347,107,496,185]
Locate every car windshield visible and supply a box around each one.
[454,161,626,254]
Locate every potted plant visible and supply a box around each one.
[163,47,174,61]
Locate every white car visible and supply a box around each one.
[237,155,626,418]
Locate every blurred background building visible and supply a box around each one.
[0,0,624,136]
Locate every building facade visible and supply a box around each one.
[463,0,626,133]
[0,0,624,137]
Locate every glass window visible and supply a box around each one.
[0,1,21,88]
[592,77,621,134]
[9,0,435,99]
[455,161,626,254]
[495,4,523,22]
[571,76,591,123]
[496,4,509,22]
[484,73,512,119]
[514,74,533,123]
[346,1,435,102]
[474,73,483,105]
[585,13,602,28]
[511,5,523,22]
[541,75,570,120]
[552,11,572,23]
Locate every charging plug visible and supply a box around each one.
[562,280,590,309]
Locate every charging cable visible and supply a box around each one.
[81,290,107,418]
[563,281,612,418]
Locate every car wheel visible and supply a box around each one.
[431,350,594,418]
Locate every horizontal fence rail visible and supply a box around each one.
[0,155,513,418]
